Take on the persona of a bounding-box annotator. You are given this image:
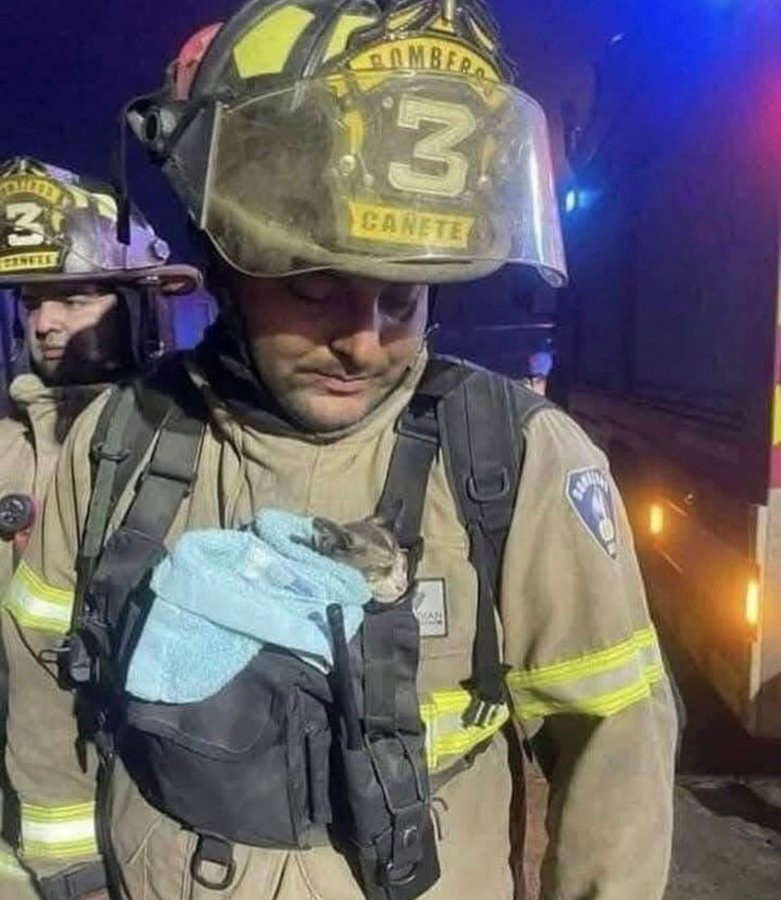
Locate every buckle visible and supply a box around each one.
[463,697,504,729]
[397,398,439,446]
[466,469,510,504]
[190,834,236,891]
[462,668,510,728]
[144,458,196,485]
[383,855,421,888]
[90,442,129,465]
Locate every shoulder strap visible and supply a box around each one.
[69,356,207,687]
[375,359,471,554]
[75,358,196,612]
[437,363,550,725]
[74,386,139,628]
[377,356,550,726]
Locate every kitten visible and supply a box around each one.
[310,515,410,604]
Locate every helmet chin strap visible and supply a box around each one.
[114,284,162,372]
[113,94,149,248]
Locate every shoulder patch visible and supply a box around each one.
[566,467,618,559]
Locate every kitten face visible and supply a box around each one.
[311,516,409,603]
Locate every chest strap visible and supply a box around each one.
[378,359,549,728]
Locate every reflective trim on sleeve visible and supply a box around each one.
[0,849,32,880]
[421,688,510,773]
[507,626,666,720]
[20,801,98,861]
[3,560,74,634]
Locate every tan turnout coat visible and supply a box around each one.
[0,373,103,899]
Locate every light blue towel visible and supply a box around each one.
[125,509,370,704]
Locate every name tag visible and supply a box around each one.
[413,579,448,638]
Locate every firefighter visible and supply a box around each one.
[2,4,676,900]
[0,157,199,897]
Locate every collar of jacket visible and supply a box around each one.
[190,316,428,446]
[9,373,110,449]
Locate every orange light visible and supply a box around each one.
[649,503,665,536]
[745,578,761,629]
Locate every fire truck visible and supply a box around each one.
[560,6,781,736]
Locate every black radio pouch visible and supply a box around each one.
[329,595,440,900]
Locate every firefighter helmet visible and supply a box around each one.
[0,157,200,294]
[128,0,566,285]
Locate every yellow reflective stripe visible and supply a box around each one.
[421,688,509,772]
[507,628,667,720]
[508,627,658,688]
[20,801,97,861]
[514,665,665,719]
[3,561,74,634]
[0,849,31,880]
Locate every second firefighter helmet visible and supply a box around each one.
[127,0,567,286]
[0,157,200,294]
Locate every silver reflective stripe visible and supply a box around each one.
[3,561,74,634]
[21,801,98,861]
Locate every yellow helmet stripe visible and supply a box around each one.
[233,5,316,79]
[324,12,379,62]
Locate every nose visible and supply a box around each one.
[34,300,66,336]
[329,285,384,369]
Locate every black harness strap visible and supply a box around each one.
[36,860,108,900]
[369,361,473,736]
[376,359,471,553]
[369,380,442,748]
[65,387,137,691]
[77,388,136,603]
[438,373,549,725]
[67,361,208,697]
[92,401,206,679]
[379,358,550,729]
[76,358,207,623]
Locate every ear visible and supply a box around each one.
[311,517,351,555]
[371,500,404,536]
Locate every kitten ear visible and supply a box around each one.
[371,500,405,536]
[312,517,351,555]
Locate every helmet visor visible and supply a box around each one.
[202,71,567,285]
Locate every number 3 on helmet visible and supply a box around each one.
[127,0,567,287]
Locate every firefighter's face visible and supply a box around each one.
[233,272,428,432]
[21,286,124,384]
